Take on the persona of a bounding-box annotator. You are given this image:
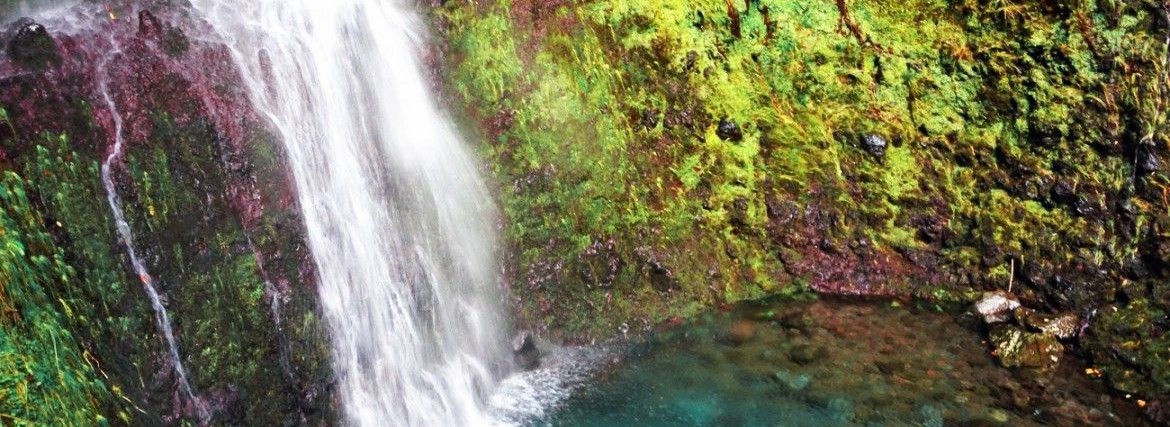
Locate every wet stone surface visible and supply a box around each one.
[545,298,1151,426]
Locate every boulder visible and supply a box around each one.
[972,291,1020,324]
[6,18,60,69]
[1020,311,1079,339]
[989,325,1062,374]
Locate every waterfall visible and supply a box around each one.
[192,1,509,425]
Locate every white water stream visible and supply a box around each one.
[191,1,512,425]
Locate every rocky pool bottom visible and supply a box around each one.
[514,297,1151,426]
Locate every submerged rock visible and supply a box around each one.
[972,291,1021,324]
[724,319,756,345]
[773,369,811,391]
[788,344,827,365]
[776,311,815,335]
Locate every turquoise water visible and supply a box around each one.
[542,298,1149,427]
[544,342,850,427]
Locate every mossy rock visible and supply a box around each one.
[437,0,1170,399]
[1083,299,1170,398]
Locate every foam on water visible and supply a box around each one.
[487,347,614,425]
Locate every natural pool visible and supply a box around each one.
[534,298,1149,426]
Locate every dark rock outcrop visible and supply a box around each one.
[5,18,59,69]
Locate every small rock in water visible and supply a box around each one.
[1021,312,1079,339]
[919,405,943,427]
[776,311,814,334]
[788,344,826,366]
[873,360,906,375]
[773,369,811,392]
[512,330,541,370]
[826,398,854,422]
[862,134,887,159]
[988,325,1062,374]
[990,409,1010,423]
[972,291,1021,324]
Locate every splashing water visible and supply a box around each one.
[191,0,512,425]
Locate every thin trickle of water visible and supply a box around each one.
[192,0,510,425]
[95,41,209,423]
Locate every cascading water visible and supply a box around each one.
[192,0,510,425]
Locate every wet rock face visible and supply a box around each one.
[0,3,333,425]
[1083,299,1170,402]
[444,0,1170,386]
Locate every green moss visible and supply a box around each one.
[1086,299,1170,396]
[1,86,333,423]
[439,0,1170,401]
[0,170,117,426]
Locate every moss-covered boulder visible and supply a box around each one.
[989,325,1063,374]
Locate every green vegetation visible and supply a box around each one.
[0,169,117,426]
[438,0,1170,400]
[0,49,334,423]
[0,0,1167,420]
